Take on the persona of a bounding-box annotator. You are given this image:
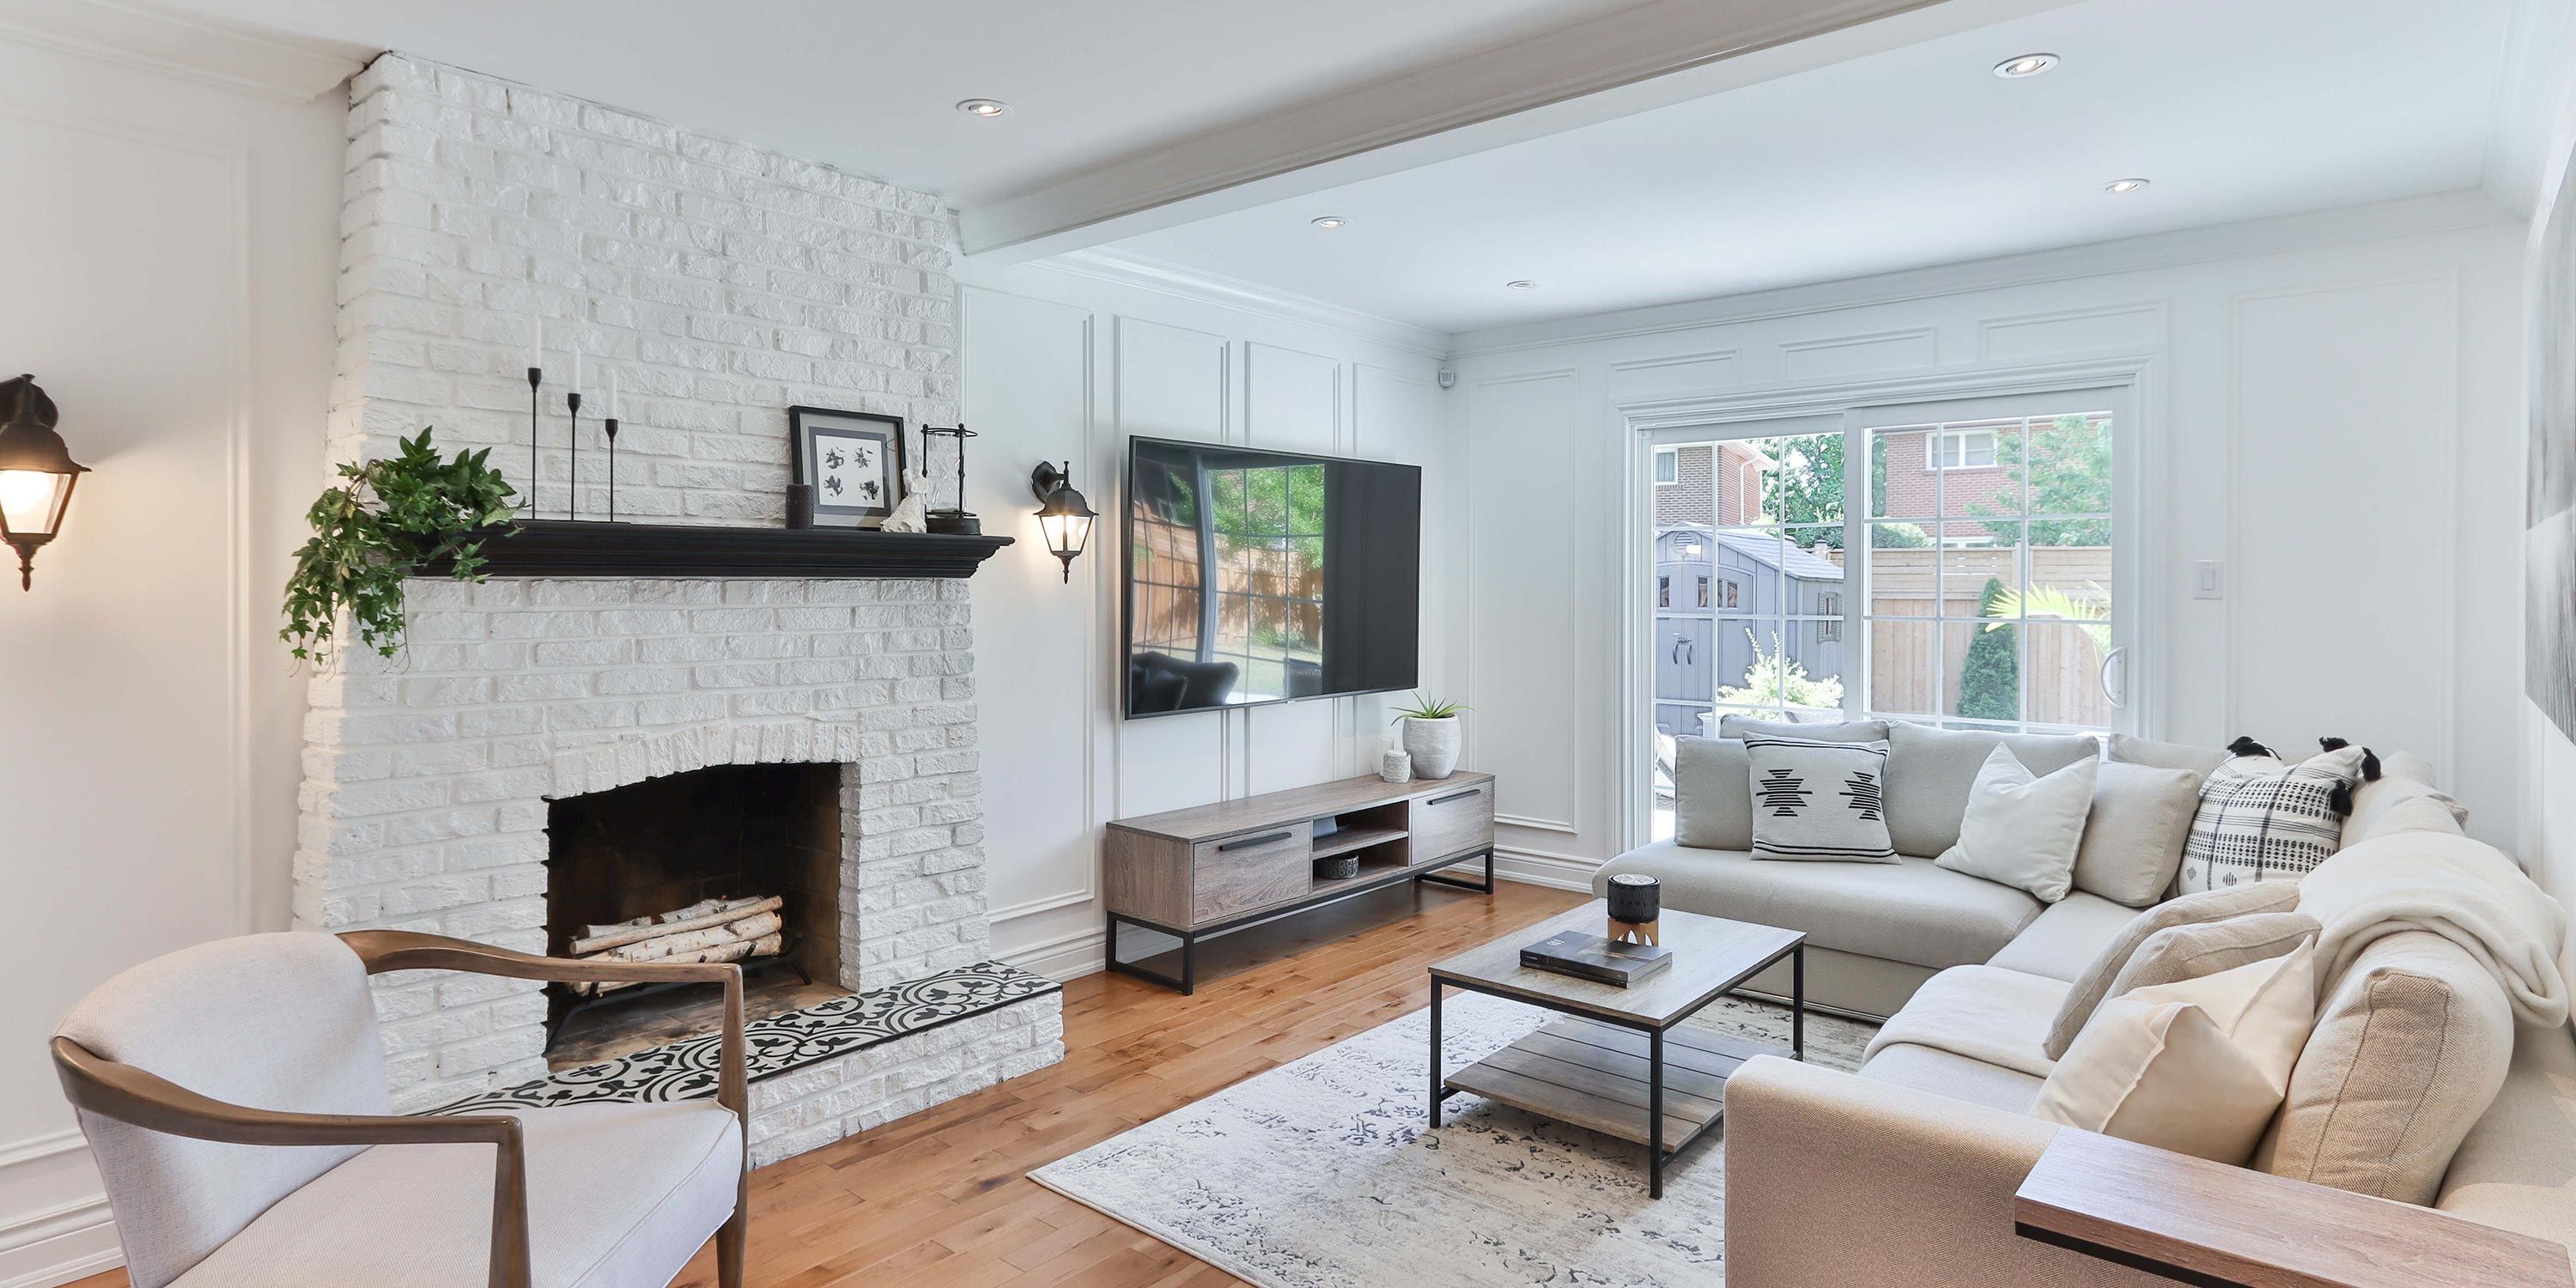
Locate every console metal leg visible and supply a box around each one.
[1181,931,1196,995]
[1649,1028,1667,1199]
[1103,914,1198,994]
[1793,942,1806,1061]
[1417,848,1496,894]
[1428,981,1444,1129]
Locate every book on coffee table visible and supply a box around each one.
[1519,930,1673,987]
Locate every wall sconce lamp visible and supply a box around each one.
[1029,460,1097,584]
[0,375,87,591]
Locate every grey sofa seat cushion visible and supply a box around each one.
[1672,736,1753,850]
[1984,893,2143,983]
[1858,1042,2047,1115]
[1885,724,2099,859]
[1595,841,2041,970]
[171,1100,742,1288]
[2434,1024,2576,1243]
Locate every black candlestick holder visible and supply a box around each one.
[524,365,541,513]
[602,416,619,522]
[565,389,582,520]
[922,423,981,535]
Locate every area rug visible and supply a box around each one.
[1032,992,1875,1287]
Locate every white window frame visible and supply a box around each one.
[1926,428,2000,470]
[1618,364,2158,857]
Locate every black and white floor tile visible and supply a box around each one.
[440,961,1060,1113]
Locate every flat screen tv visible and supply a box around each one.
[1123,436,1421,719]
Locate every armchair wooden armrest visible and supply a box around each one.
[52,1035,539,1288]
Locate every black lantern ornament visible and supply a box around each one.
[1029,460,1097,583]
[0,375,88,591]
[921,424,981,535]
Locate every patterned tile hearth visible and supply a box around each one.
[440,963,1061,1113]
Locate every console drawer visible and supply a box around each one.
[1408,783,1494,864]
[1191,822,1312,922]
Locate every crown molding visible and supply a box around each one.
[0,0,367,103]
[960,0,2081,260]
[1447,190,2519,358]
[1031,247,1454,358]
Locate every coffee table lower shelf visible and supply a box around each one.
[1442,1016,1783,1157]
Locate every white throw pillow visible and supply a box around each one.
[2033,939,2318,1163]
[1935,745,2099,902]
[1743,735,1897,863]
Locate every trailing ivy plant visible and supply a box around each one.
[281,429,518,665]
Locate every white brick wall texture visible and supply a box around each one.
[301,55,1042,1121]
[334,52,962,521]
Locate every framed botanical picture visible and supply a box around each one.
[788,406,904,527]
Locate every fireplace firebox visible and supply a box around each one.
[544,762,846,1061]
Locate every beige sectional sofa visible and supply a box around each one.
[1591,724,2576,1282]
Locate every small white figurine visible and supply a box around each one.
[878,455,933,532]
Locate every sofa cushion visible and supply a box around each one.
[2434,1024,2576,1246]
[1594,841,2040,970]
[1863,964,2067,1078]
[2033,942,2318,1164]
[2108,732,2229,778]
[2042,883,2304,1060]
[1717,714,1888,744]
[169,1099,741,1288]
[1672,736,1753,850]
[2073,761,2200,907]
[1745,735,1897,863]
[1936,746,2098,902]
[2254,929,2516,1205]
[2342,768,2468,848]
[2102,912,2320,1001]
[1985,893,2143,983]
[1884,724,2099,859]
[2179,745,2369,894]
[1858,1042,2045,1115]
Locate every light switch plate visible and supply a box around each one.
[2193,560,2224,599]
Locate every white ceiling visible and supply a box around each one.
[1103,0,2523,334]
[132,0,1656,205]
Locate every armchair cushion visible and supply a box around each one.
[56,933,390,1288]
[170,1100,742,1288]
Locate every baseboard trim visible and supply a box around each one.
[1492,847,1600,893]
[1000,926,1107,983]
[0,1192,118,1288]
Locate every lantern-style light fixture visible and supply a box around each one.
[1029,460,1097,584]
[0,375,87,591]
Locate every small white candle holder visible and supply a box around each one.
[1379,749,1413,783]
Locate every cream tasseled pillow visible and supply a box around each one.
[2033,940,2319,1164]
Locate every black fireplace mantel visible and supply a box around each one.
[420,520,1015,580]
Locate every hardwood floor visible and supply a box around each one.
[69,878,1586,1288]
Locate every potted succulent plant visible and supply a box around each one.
[1391,693,1467,780]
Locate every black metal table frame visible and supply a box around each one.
[1105,846,1495,995]
[1429,937,1803,1199]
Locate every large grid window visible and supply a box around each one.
[1208,463,1326,701]
[1865,412,2114,732]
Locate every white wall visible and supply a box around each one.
[954,257,1455,979]
[0,27,346,1288]
[1446,195,2527,886]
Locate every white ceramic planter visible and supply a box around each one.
[1401,715,1461,780]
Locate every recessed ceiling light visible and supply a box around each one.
[1505,280,1539,290]
[2104,178,2151,193]
[957,99,1009,118]
[1993,52,2060,78]
[1310,216,1349,229]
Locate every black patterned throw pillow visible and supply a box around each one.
[1744,735,1898,863]
[2178,737,2380,893]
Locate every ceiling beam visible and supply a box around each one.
[961,0,2083,262]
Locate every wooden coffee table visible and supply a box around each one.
[1428,901,1804,1198]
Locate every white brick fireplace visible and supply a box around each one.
[294,53,1063,1160]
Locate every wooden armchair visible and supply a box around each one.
[52,930,750,1288]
